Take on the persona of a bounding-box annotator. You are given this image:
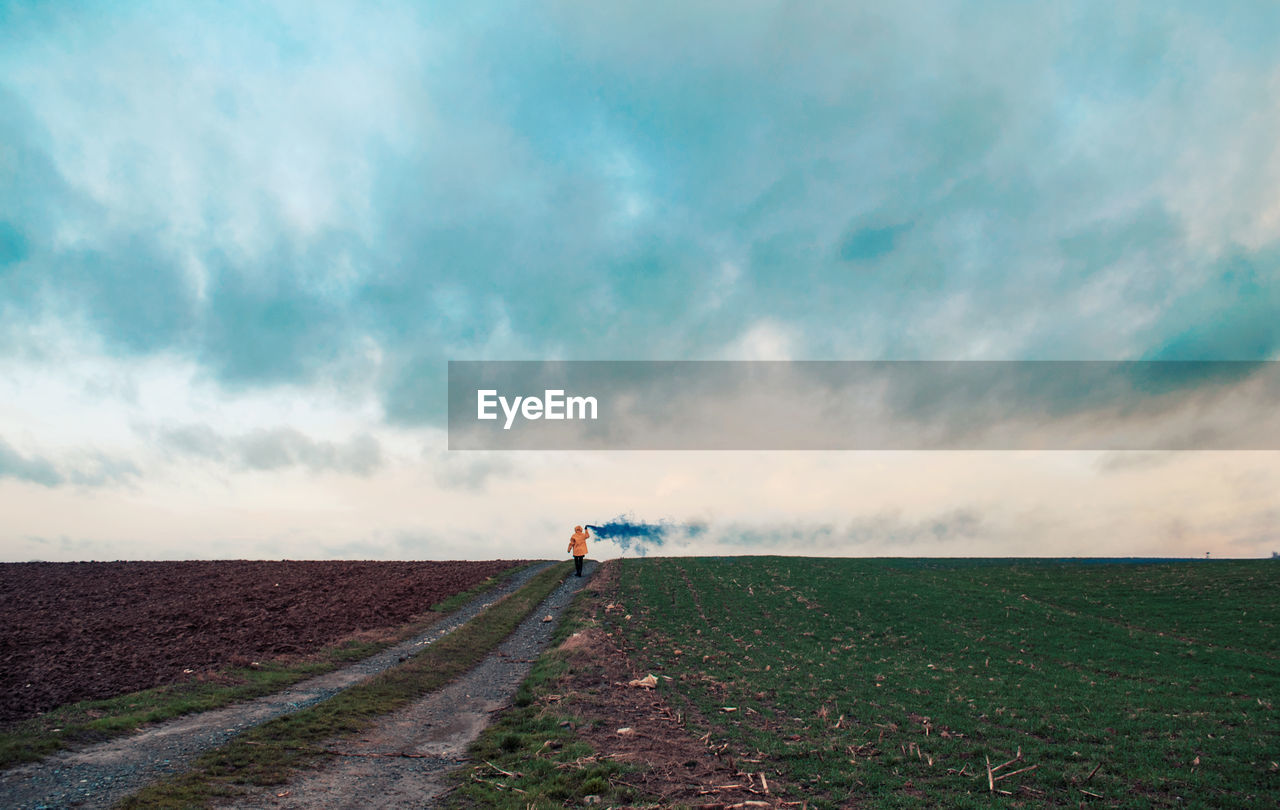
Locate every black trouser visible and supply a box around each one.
[574,555,585,576]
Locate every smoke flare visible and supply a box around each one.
[585,515,704,556]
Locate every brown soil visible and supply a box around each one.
[0,559,523,722]
[222,561,598,809]
[554,562,793,809]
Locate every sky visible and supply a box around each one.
[1,0,1278,561]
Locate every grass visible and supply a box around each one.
[0,561,533,771]
[117,561,572,809]
[604,557,1280,809]
[442,575,639,809]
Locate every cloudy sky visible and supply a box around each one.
[2,1,1277,561]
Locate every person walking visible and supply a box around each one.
[568,525,590,577]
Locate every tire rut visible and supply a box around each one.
[0,561,557,810]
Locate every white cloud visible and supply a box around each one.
[721,319,798,361]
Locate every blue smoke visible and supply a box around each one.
[585,515,704,556]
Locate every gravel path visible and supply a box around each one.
[224,560,599,809]
[0,561,557,810]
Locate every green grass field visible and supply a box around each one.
[604,557,1279,808]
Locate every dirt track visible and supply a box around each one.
[0,561,561,810]
[225,560,599,809]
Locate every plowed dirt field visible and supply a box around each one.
[0,560,523,722]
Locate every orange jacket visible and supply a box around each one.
[568,528,589,556]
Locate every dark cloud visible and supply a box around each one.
[197,240,364,387]
[0,221,29,269]
[63,235,200,355]
[839,222,913,262]
[1144,247,1280,361]
[0,87,82,349]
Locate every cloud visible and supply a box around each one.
[1142,247,1280,361]
[5,1,1278,425]
[429,451,515,492]
[0,436,138,488]
[721,321,799,361]
[0,437,62,487]
[721,509,985,553]
[160,424,225,460]
[839,223,913,263]
[196,248,359,387]
[158,424,383,476]
[65,453,141,487]
[238,428,381,475]
[0,221,28,269]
